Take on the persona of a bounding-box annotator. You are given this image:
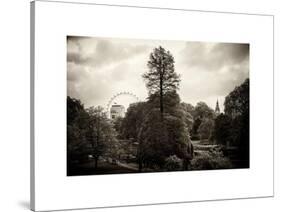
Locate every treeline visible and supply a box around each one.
[116,46,248,170]
[119,78,249,170]
[67,98,118,173]
[67,46,249,174]
[214,78,249,167]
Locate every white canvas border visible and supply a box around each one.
[31,1,274,211]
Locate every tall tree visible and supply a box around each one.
[86,106,117,169]
[224,78,249,167]
[120,102,147,140]
[143,46,180,119]
[134,93,194,171]
[67,96,90,175]
[224,78,249,118]
[67,96,85,125]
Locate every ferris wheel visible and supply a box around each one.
[106,91,140,118]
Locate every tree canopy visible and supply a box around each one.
[214,78,250,167]
[224,78,249,117]
[67,97,118,171]
[143,46,180,117]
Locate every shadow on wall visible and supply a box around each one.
[17,201,30,210]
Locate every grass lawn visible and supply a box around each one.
[68,160,138,176]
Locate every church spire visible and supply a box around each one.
[215,99,220,115]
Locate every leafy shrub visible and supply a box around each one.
[191,147,232,170]
[198,118,214,140]
[164,155,183,171]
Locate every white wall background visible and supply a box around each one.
[0,0,279,212]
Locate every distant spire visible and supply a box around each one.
[215,99,220,115]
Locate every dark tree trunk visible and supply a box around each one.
[160,75,163,120]
[94,157,98,169]
[138,152,143,172]
[138,159,143,172]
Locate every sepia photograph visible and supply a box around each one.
[67,36,249,176]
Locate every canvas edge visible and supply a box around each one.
[30,1,275,211]
[30,1,36,211]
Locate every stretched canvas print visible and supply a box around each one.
[31,1,273,211]
[67,36,250,176]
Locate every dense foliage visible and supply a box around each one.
[191,146,233,170]
[67,46,250,175]
[67,97,117,172]
[211,78,249,167]
[143,46,180,118]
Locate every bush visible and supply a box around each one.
[190,134,200,141]
[164,155,183,171]
[191,147,232,170]
[198,118,214,140]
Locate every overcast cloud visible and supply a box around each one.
[67,36,249,111]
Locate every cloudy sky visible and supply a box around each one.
[67,36,249,112]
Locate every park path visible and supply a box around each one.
[117,161,138,171]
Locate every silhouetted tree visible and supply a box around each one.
[67,96,89,174]
[224,78,249,167]
[67,96,85,125]
[224,78,249,118]
[143,46,180,119]
[213,114,232,145]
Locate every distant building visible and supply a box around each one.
[215,99,220,115]
[110,104,125,119]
